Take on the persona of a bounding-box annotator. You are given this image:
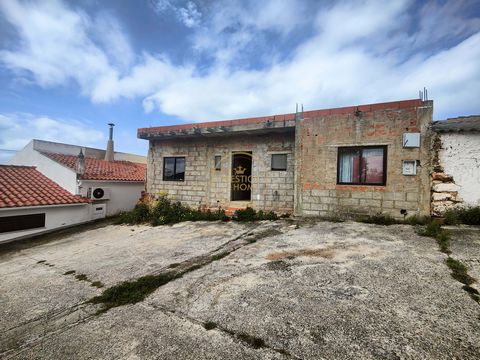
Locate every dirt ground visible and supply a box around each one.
[0,219,479,359]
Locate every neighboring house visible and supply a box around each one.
[138,99,432,219]
[431,116,480,215]
[10,139,146,217]
[0,165,90,243]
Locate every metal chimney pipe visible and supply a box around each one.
[105,123,115,162]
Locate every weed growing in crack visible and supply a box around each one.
[418,221,451,254]
[203,321,217,330]
[236,333,266,349]
[64,270,75,275]
[211,251,230,261]
[89,272,176,311]
[445,258,476,285]
[36,260,46,264]
[75,274,89,281]
[91,281,104,288]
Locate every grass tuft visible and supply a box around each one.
[91,281,104,288]
[236,333,266,349]
[233,207,278,222]
[75,274,89,281]
[444,206,480,225]
[445,257,476,285]
[89,272,176,310]
[359,213,399,225]
[203,321,217,330]
[63,270,76,275]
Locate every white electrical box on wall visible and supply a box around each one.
[403,133,421,148]
[402,160,417,175]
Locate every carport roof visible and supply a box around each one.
[0,165,90,209]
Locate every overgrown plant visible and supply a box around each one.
[443,206,480,225]
[233,207,278,222]
[116,197,280,226]
[358,213,399,225]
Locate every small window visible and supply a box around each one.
[271,154,287,171]
[214,155,222,171]
[337,146,387,185]
[163,157,185,181]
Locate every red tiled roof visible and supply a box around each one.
[41,153,146,182]
[0,165,90,209]
[138,99,423,136]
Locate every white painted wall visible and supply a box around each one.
[0,204,91,243]
[9,141,78,194]
[79,181,144,216]
[439,132,480,206]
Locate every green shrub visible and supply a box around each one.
[443,206,480,225]
[234,207,278,221]
[443,209,459,225]
[405,214,431,225]
[359,213,399,225]
[418,221,443,237]
[115,202,151,225]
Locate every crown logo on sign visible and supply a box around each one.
[234,166,246,175]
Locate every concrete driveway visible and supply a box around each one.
[0,220,479,359]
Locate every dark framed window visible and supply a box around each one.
[214,155,222,171]
[0,213,46,233]
[271,154,287,171]
[337,146,387,185]
[163,157,185,181]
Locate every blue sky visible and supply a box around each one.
[0,0,479,163]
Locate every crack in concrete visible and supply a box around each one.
[1,222,283,358]
[145,302,301,359]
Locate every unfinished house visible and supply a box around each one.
[138,99,433,218]
[431,116,480,215]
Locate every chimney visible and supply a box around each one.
[105,123,115,161]
[76,148,85,177]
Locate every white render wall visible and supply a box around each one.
[0,204,91,243]
[9,141,78,194]
[439,132,480,206]
[79,181,144,216]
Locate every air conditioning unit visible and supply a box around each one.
[89,187,111,200]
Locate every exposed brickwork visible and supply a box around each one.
[294,100,432,219]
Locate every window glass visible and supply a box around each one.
[214,155,221,170]
[363,148,384,184]
[175,157,185,180]
[338,149,361,183]
[338,147,386,185]
[163,157,175,181]
[271,154,287,171]
[163,157,185,181]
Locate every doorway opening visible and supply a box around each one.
[231,151,252,201]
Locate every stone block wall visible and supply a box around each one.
[147,133,295,213]
[294,100,433,219]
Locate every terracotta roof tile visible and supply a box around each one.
[0,165,90,209]
[41,153,146,182]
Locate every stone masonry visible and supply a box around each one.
[139,99,433,218]
[147,133,295,213]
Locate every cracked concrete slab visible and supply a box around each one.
[1,220,479,359]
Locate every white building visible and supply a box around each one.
[9,139,146,217]
[431,116,480,215]
[0,165,91,243]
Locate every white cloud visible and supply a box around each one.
[0,113,104,155]
[150,0,201,28]
[1,0,479,124]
